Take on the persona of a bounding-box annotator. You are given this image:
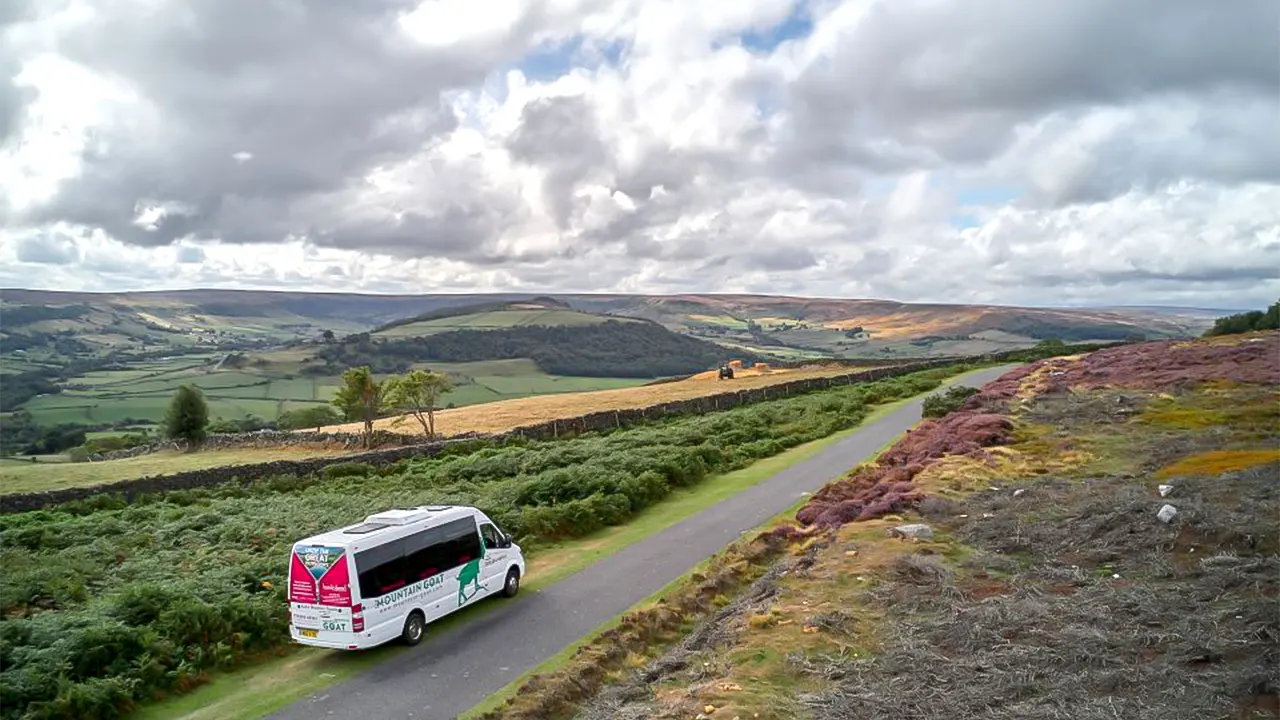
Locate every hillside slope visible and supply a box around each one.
[316,316,753,379]
[479,332,1280,720]
[1,289,1209,368]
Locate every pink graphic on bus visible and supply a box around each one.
[290,544,345,604]
[318,555,352,606]
[289,552,317,603]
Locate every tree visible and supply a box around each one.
[277,405,343,431]
[321,329,335,343]
[385,369,453,438]
[164,384,209,447]
[331,366,387,447]
[1204,300,1280,337]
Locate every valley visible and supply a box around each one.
[0,289,1214,451]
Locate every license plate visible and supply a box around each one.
[300,629,318,638]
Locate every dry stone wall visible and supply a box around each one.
[0,357,973,514]
[94,429,421,461]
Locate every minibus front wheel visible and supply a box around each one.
[401,610,426,646]
[502,568,520,598]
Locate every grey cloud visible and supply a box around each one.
[742,245,819,272]
[9,0,566,253]
[1025,92,1280,207]
[691,245,820,277]
[15,233,79,264]
[1092,266,1280,287]
[783,0,1280,180]
[976,266,1280,304]
[506,94,607,228]
[853,248,893,275]
[0,1,35,152]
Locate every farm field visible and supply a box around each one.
[21,356,650,427]
[0,368,962,720]
[486,333,1280,720]
[324,363,889,436]
[0,446,346,495]
[2,362,889,494]
[374,308,639,337]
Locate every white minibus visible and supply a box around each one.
[287,505,525,650]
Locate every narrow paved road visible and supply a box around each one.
[268,365,1016,720]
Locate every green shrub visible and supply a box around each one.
[321,462,372,480]
[921,385,980,418]
[109,584,179,626]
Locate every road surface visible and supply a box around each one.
[268,364,1017,720]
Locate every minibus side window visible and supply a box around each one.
[403,527,447,581]
[479,523,502,550]
[353,519,484,599]
[355,539,407,599]
[439,518,481,566]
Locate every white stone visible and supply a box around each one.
[1158,484,1173,497]
[887,523,934,540]
[1157,504,1178,523]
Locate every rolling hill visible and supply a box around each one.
[307,298,753,378]
[0,289,1212,365]
[371,296,643,337]
[0,297,745,437]
[0,289,1215,440]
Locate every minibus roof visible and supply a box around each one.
[292,505,477,549]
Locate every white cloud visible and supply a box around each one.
[0,0,1276,308]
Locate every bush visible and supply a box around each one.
[277,406,342,431]
[921,386,980,418]
[163,386,209,445]
[1204,300,1279,337]
[321,462,372,480]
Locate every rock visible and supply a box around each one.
[887,523,934,540]
[1158,484,1173,497]
[1013,488,1027,498]
[1157,504,1178,523]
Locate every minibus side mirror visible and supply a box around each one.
[500,533,513,548]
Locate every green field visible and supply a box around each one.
[709,340,832,361]
[374,308,638,338]
[21,356,649,427]
[0,357,59,375]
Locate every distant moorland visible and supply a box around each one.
[0,289,1222,459]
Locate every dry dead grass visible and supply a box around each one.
[1156,448,1280,479]
[1013,354,1083,399]
[322,365,880,437]
[822,307,988,339]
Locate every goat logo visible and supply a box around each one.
[456,538,487,606]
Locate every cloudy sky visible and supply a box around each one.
[1,0,1277,308]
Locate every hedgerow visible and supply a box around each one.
[0,366,962,720]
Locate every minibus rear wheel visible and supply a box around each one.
[401,610,426,646]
